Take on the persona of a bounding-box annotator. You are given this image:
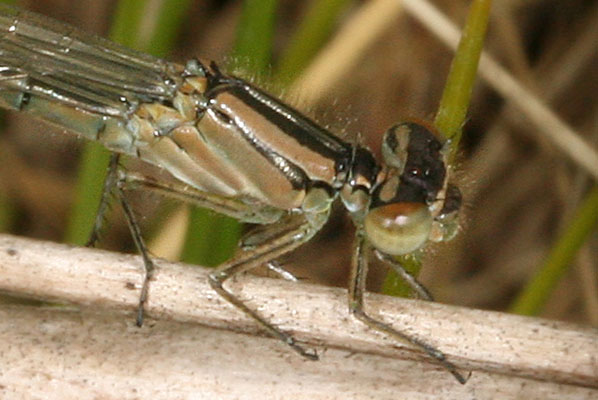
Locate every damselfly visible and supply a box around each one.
[0,5,465,383]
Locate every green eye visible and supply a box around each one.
[364,202,433,255]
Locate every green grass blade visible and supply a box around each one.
[142,0,194,58]
[510,185,598,315]
[231,0,278,72]
[109,0,147,48]
[0,191,16,232]
[381,255,424,298]
[275,0,352,85]
[434,0,492,148]
[383,0,492,297]
[182,210,243,267]
[63,144,111,244]
[182,0,279,266]
[111,0,193,58]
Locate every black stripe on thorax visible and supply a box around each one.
[205,74,353,175]
[227,110,310,191]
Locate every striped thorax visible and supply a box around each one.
[125,59,462,255]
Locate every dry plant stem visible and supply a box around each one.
[148,205,189,259]
[1,307,596,400]
[0,234,597,392]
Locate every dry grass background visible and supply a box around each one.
[1,0,596,329]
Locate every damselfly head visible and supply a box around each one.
[364,122,459,255]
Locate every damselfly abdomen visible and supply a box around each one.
[0,4,465,383]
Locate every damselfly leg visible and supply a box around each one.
[89,155,289,326]
[116,172,155,327]
[262,261,300,282]
[86,154,323,356]
[209,210,330,360]
[99,159,467,382]
[86,154,121,248]
[85,153,156,326]
[103,161,329,356]
[350,230,467,384]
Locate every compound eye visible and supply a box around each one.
[364,202,433,255]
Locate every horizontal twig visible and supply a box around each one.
[0,234,597,398]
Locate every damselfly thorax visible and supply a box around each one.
[125,60,460,245]
[0,5,466,383]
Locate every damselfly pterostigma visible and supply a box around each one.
[0,4,465,383]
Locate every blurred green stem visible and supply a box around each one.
[381,255,424,298]
[510,186,598,315]
[434,0,492,150]
[63,145,111,244]
[0,191,15,232]
[231,0,278,72]
[383,0,492,297]
[275,0,351,84]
